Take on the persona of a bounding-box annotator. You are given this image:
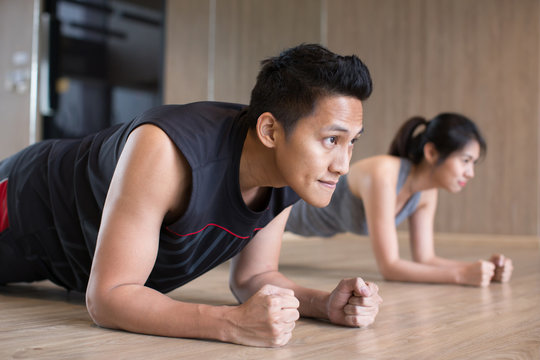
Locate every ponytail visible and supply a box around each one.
[388,116,429,164]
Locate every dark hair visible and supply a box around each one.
[388,113,487,165]
[242,43,372,134]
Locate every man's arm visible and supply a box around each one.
[86,124,229,340]
[85,125,297,347]
[230,207,382,328]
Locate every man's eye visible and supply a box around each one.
[325,136,337,145]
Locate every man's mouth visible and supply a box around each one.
[319,179,338,189]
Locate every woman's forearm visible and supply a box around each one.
[421,255,471,268]
[378,258,463,284]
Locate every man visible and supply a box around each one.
[0,44,382,347]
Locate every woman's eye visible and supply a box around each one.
[350,137,359,145]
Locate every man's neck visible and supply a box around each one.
[238,129,280,208]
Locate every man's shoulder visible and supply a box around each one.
[143,101,246,116]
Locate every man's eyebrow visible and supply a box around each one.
[323,125,364,134]
[321,125,364,137]
[323,125,349,132]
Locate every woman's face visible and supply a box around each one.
[431,140,481,193]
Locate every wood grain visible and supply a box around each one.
[327,0,540,235]
[2,0,537,235]
[213,0,322,104]
[163,0,539,235]
[163,0,210,104]
[1,232,538,359]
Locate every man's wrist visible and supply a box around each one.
[302,291,330,320]
[197,303,237,343]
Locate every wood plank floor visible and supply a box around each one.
[1,232,539,359]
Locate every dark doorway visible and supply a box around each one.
[42,0,164,139]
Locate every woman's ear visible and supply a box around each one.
[256,112,280,149]
[423,142,439,165]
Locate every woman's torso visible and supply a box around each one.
[285,156,421,237]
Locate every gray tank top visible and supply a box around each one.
[285,158,421,237]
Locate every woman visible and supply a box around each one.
[286,113,513,287]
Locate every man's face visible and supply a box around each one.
[275,95,364,207]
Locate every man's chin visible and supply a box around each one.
[302,194,332,208]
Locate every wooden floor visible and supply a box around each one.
[1,232,539,359]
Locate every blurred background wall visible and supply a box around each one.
[1,0,538,236]
[164,0,539,236]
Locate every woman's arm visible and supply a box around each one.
[408,190,468,267]
[409,191,513,284]
[230,207,382,329]
[407,190,495,286]
[358,161,494,287]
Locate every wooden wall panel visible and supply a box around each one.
[165,0,322,105]
[164,0,539,235]
[328,0,539,235]
[164,0,210,104]
[423,0,539,235]
[213,0,322,104]
[327,0,426,159]
[0,0,35,158]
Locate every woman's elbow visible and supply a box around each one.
[377,261,401,281]
[379,269,396,281]
[412,254,435,265]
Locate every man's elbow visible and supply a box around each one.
[85,288,115,329]
[228,282,243,304]
[229,275,251,304]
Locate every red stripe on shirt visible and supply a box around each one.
[166,223,262,239]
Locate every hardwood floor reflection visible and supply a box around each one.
[1,232,539,359]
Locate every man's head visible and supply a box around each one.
[242,43,372,135]
[244,45,371,207]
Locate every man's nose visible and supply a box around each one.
[330,148,351,175]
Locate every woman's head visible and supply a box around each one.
[388,113,487,166]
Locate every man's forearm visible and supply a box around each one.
[231,270,330,320]
[87,283,233,342]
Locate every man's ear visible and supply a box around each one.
[256,112,280,149]
[423,142,439,165]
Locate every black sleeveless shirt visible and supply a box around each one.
[7,102,300,293]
